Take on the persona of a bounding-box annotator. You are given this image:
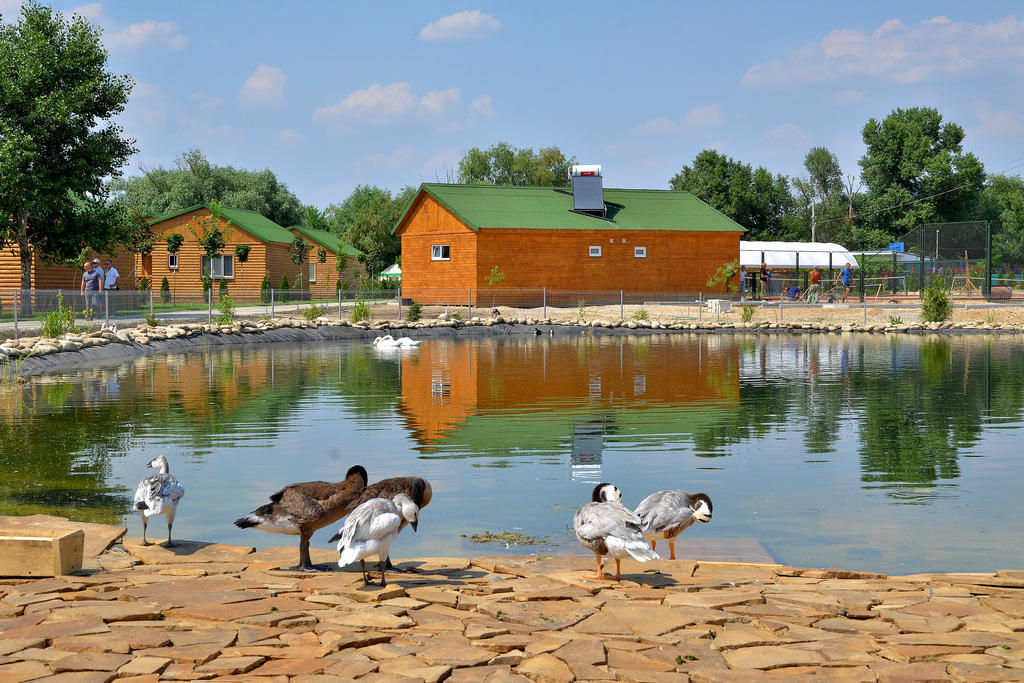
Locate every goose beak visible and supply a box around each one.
[411,520,418,532]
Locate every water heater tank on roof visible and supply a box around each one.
[569,164,602,178]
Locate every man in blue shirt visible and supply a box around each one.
[835,262,853,302]
[80,260,103,320]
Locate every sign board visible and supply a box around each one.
[888,242,905,253]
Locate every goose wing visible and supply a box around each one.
[574,500,642,542]
[331,498,400,548]
[635,490,691,534]
[272,486,327,525]
[158,473,185,502]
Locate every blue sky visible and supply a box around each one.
[6,1,1024,207]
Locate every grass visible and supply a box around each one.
[887,314,903,325]
[741,304,756,323]
[0,351,33,388]
[633,308,650,322]
[303,304,327,321]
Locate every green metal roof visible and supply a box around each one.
[288,225,362,256]
[398,183,746,233]
[148,204,296,244]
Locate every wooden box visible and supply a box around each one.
[0,529,84,577]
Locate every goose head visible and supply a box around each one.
[146,454,169,473]
[591,482,622,503]
[393,492,420,531]
[346,465,369,488]
[689,493,713,523]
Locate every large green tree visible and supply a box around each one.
[458,142,574,186]
[981,174,1024,270]
[325,185,416,277]
[109,149,304,227]
[669,149,799,239]
[0,2,136,293]
[858,107,985,239]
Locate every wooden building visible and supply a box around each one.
[394,178,745,304]
[0,246,134,291]
[138,204,362,298]
[286,225,365,293]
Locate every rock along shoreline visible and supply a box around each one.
[7,314,1024,377]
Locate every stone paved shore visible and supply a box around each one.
[2,539,1023,682]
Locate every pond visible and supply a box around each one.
[2,333,1023,575]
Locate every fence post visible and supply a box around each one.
[543,287,547,319]
[859,254,865,302]
[104,290,109,325]
[271,288,275,318]
[13,290,18,339]
[338,288,342,318]
[207,288,212,324]
[620,290,624,321]
[779,295,783,322]
[397,285,402,321]
[149,290,154,321]
[468,288,472,319]
[984,221,992,301]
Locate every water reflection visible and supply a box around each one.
[1,334,1023,572]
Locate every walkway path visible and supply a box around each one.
[1,538,1022,681]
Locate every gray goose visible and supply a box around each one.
[574,482,658,581]
[234,465,368,571]
[634,490,712,560]
[133,455,185,547]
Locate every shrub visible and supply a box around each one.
[216,294,235,325]
[741,304,755,322]
[280,275,290,302]
[144,312,159,327]
[921,275,952,322]
[160,276,171,304]
[218,277,229,298]
[405,302,422,322]
[633,308,650,321]
[706,259,740,293]
[887,314,903,325]
[303,304,326,321]
[576,299,587,323]
[351,299,371,322]
[138,276,150,291]
[259,274,271,303]
[201,268,212,293]
[38,293,76,338]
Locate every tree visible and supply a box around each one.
[288,234,310,293]
[983,174,1024,271]
[165,233,184,299]
[108,149,304,227]
[187,202,229,295]
[457,143,574,186]
[669,149,798,239]
[326,185,412,277]
[0,2,136,304]
[235,244,251,297]
[792,147,844,242]
[858,107,985,240]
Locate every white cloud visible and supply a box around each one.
[356,146,416,170]
[73,3,187,50]
[682,104,725,127]
[418,10,501,42]
[420,88,460,115]
[831,89,865,107]
[132,82,161,98]
[0,0,23,23]
[239,64,286,107]
[742,15,1024,87]
[314,82,468,123]
[976,103,1024,136]
[469,95,495,117]
[180,118,235,140]
[631,117,676,135]
[273,129,305,147]
[765,123,810,145]
[189,91,223,110]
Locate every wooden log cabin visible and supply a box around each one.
[0,246,134,292]
[139,204,363,298]
[394,167,745,304]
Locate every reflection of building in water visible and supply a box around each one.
[396,336,740,453]
[570,423,605,481]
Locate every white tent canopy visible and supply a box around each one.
[379,263,402,278]
[740,241,860,269]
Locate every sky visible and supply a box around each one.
[5,1,1024,208]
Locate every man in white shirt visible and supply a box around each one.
[103,259,119,315]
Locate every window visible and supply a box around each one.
[200,254,234,279]
[634,246,647,258]
[167,253,178,269]
[309,262,316,283]
[431,244,450,261]
[589,245,602,257]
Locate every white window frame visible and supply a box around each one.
[431,244,451,261]
[634,246,647,258]
[200,254,235,279]
[309,262,316,283]
[589,245,602,257]
[167,253,178,270]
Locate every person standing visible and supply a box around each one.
[804,267,823,302]
[103,259,120,315]
[80,260,102,320]
[835,262,853,302]
[92,257,104,282]
[759,262,771,300]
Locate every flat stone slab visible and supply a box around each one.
[0,514,126,557]
[121,538,254,564]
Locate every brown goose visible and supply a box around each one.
[234,465,368,571]
[347,477,431,570]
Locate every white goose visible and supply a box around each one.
[634,490,713,560]
[574,482,658,581]
[328,493,419,586]
[372,335,420,349]
[133,455,186,547]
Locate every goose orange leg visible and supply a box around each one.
[669,540,676,560]
[587,554,606,580]
[651,540,656,551]
[614,558,622,581]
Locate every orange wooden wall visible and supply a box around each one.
[397,194,478,299]
[0,245,135,291]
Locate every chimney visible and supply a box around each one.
[569,164,604,216]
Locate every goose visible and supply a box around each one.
[634,490,713,560]
[574,482,658,580]
[328,493,419,586]
[372,335,419,349]
[438,306,451,320]
[393,337,420,347]
[349,477,431,570]
[234,465,368,571]
[133,454,186,547]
